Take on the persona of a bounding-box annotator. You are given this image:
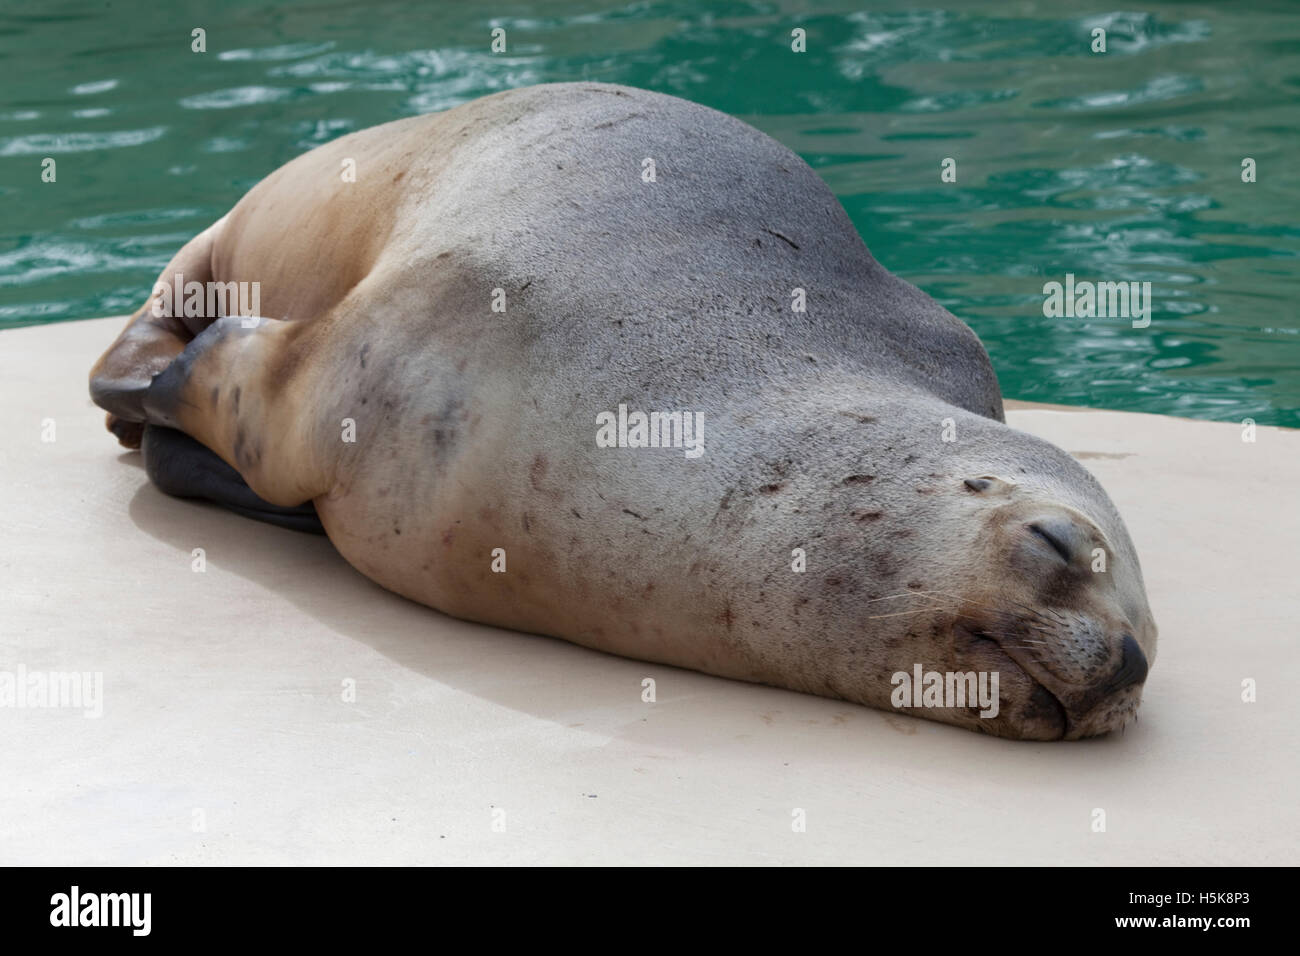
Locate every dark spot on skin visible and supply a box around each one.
[530,455,548,490]
[210,386,219,405]
[232,386,241,414]
[759,482,786,494]
[842,474,875,486]
[394,527,401,536]
[837,411,876,424]
[392,170,404,183]
[720,602,735,631]
[522,514,532,533]
[571,509,582,519]
[854,510,884,522]
[437,251,451,259]
[887,529,915,539]
[520,280,532,291]
[915,486,936,495]
[906,581,924,591]
[623,508,646,520]
[873,554,901,578]
[359,342,370,369]
[826,577,843,588]
[903,454,918,465]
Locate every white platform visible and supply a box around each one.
[2,317,1296,865]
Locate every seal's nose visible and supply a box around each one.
[1110,633,1149,691]
[1025,514,1090,565]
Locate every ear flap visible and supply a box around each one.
[963,475,1016,495]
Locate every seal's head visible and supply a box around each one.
[881,426,1157,741]
[946,471,1157,740]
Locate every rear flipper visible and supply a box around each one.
[89,219,226,448]
[141,425,325,534]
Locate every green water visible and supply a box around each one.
[2,1,1297,425]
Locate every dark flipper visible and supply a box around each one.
[141,425,325,535]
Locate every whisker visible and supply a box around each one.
[863,606,957,620]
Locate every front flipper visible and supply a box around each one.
[142,425,325,534]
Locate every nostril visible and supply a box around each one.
[1028,520,1075,564]
[1112,634,1149,691]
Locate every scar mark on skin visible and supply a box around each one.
[623,508,647,521]
[761,228,800,250]
[841,474,875,486]
[530,454,548,489]
[593,112,644,130]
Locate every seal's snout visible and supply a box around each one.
[1110,633,1149,692]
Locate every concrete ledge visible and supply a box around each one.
[2,317,1296,865]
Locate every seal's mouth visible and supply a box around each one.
[963,625,1070,740]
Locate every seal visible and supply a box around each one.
[89,82,1157,740]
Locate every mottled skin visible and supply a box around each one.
[90,83,1157,740]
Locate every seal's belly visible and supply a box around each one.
[307,367,787,685]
